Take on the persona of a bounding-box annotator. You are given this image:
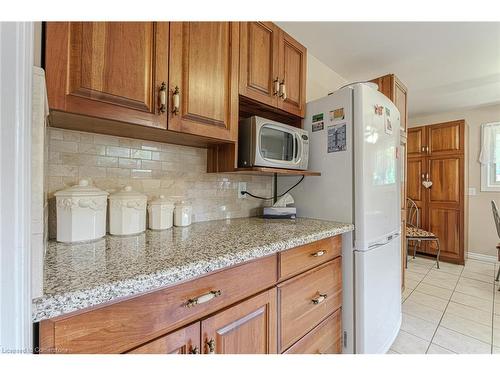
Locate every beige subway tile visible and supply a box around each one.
[79,166,107,178]
[141,160,162,170]
[96,156,118,168]
[79,132,94,143]
[62,131,81,142]
[50,140,78,153]
[78,143,106,155]
[118,158,141,169]
[48,164,78,177]
[48,128,64,140]
[106,168,131,178]
[94,134,120,146]
[131,169,152,178]
[48,152,61,164]
[131,149,152,160]
[118,138,143,149]
[106,146,130,158]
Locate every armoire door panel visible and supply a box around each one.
[395,80,408,134]
[427,206,461,259]
[428,121,464,156]
[168,22,239,142]
[277,31,306,117]
[407,158,425,204]
[407,127,426,157]
[428,157,461,204]
[239,22,279,107]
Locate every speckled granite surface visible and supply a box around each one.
[32,217,353,322]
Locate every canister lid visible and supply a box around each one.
[149,195,175,208]
[109,185,147,200]
[54,179,109,198]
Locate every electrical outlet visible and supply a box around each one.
[238,182,247,199]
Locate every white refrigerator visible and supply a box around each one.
[286,83,401,354]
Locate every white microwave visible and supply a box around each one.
[238,116,309,170]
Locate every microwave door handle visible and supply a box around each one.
[294,135,299,160]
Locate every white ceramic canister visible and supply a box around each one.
[174,200,193,227]
[109,186,147,235]
[147,195,174,230]
[54,179,109,243]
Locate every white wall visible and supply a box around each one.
[409,103,500,258]
[306,53,347,102]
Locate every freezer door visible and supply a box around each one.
[353,84,401,250]
[354,236,402,354]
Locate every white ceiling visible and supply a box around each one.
[277,22,500,117]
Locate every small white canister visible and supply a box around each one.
[109,186,147,235]
[148,195,174,230]
[174,200,193,227]
[54,179,108,243]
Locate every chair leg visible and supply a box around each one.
[414,240,419,259]
[495,266,500,282]
[435,239,441,269]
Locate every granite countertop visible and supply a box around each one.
[32,217,353,322]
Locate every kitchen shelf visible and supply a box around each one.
[231,167,321,176]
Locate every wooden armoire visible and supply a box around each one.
[407,120,468,265]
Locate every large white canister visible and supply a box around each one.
[109,186,147,235]
[148,195,174,230]
[54,179,109,243]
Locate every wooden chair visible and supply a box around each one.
[490,200,500,289]
[406,198,440,269]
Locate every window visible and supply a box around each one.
[480,122,500,191]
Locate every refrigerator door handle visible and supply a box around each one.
[368,233,400,249]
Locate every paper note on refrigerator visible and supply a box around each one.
[327,123,347,153]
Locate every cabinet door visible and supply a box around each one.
[407,158,426,226]
[394,78,408,135]
[168,22,239,142]
[277,30,306,117]
[407,127,427,157]
[427,120,464,156]
[45,22,168,129]
[239,22,280,107]
[426,156,464,262]
[127,323,200,354]
[201,288,277,354]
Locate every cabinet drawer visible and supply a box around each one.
[127,322,200,354]
[279,236,341,281]
[278,258,342,351]
[284,309,342,354]
[41,254,277,353]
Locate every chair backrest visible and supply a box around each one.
[491,200,500,239]
[406,198,420,228]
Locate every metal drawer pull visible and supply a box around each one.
[159,82,167,113]
[172,86,180,115]
[186,290,221,308]
[312,293,327,305]
[311,250,326,257]
[189,346,199,354]
[206,338,216,354]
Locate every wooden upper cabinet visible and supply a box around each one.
[277,31,307,117]
[370,74,407,135]
[127,322,200,354]
[168,22,239,142]
[427,120,464,156]
[45,22,169,129]
[239,22,280,107]
[201,288,277,354]
[239,22,307,118]
[407,126,427,157]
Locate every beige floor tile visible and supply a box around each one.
[451,291,493,313]
[461,269,495,284]
[386,349,400,354]
[464,260,495,274]
[445,301,493,326]
[494,314,500,328]
[440,312,492,344]
[402,300,445,324]
[432,326,491,354]
[407,263,433,275]
[495,302,500,316]
[405,278,420,290]
[426,343,456,354]
[400,313,439,341]
[423,271,460,290]
[493,346,500,354]
[494,328,500,347]
[406,271,425,283]
[455,280,494,301]
[402,287,413,301]
[390,330,429,354]
[433,262,464,275]
[406,290,449,311]
[415,282,454,300]
[458,276,494,290]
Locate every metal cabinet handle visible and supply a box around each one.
[426,145,430,154]
[206,338,216,354]
[172,86,180,115]
[421,173,425,180]
[311,250,326,257]
[186,290,221,308]
[273,77,280,96]
[189,346,199,354]
[159,82,167,113]
[426,173,429,180]
[421,146,425,153]
[279,79,287,100]
[312,293,327,305]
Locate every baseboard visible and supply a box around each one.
[467,251,498,263]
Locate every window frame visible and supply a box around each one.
[480,122,500,192]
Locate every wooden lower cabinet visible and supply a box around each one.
[284,309,342,354]
[127,322,200,354]
[201,289,277,354]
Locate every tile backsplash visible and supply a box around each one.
[46,128,272,239]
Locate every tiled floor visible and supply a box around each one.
[388,255,500,354]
